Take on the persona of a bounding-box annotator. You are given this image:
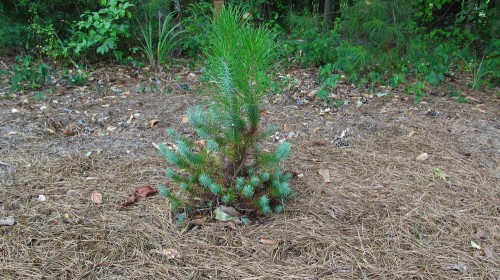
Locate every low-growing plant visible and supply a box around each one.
[139,12,185,70]
[157,6,293,215]
[9,55,52,92]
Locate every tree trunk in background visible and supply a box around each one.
[323,0,332,30]
[465,0,475,33]
[492,0,500,38]
[173,0,184,56]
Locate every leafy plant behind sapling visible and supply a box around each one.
[157,6,293,215]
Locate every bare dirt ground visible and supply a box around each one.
[1,63,499,279]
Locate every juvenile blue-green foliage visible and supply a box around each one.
[222,193,235,204]
[242,185,254,197]
[164,168,175,179]
[158,143,180,165]
[199,173,212,188]
[258,195,272,214]
[283,172,293,182]
[275,141,291,161]
[209,183,221,194]
[249,176,260,187]
[274,204,284,214]
[157,6,293,215]
[236,177,245,191]
[158,185,170,197]
[179,182,189,191]
[266,125,276,137]
[260,172,270,181]
[166,128,181,140]
[206,139,219,152]
[276,182,292,197]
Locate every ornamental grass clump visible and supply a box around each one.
[157,6,293,215]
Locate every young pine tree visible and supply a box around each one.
[157,6,293,215]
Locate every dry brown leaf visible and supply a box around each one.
[307,89,318,98]
[135,186,157,199]
[63,128,76,136]
[91,192,103,205]
[193,217,207,225]
[149,119,159,128]
[416,153,429,161]
[220,205,241,217]
[259,237,274,245]
[161,248,182,259]
[122,194,136,207]
[181,115,189,123]
[312,141,327,146]
[283,123,290,132]
[318,168,331,183]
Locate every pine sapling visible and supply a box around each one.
[157,5,294,215]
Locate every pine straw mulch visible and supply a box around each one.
[0,64,499,279]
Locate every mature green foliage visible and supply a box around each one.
[181,2,213,57]
[69,0,134,60]
[158,6,293,214]
[139,12,185,70]
[8,56,52,92]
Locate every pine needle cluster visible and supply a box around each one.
[157,6,293,215]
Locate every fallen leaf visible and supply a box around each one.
[220,205,241,217]
[11,108,20,113]
[122,193,136,207]
[0,217,16,226]
[283,123,290,132]
[312,141,327,146]
[181,115,189,123]
[307,89,318,98]
[318,168,331,183]
[356,100,363,108]
[416,153,429,161]
[193,217,207,225]
[91,192,103,205]
[259,237,274,245]
[408,130,416,137]
[444,263,467,273]
[470,240,481,249]
[149,119,159,128]
[127,115,135,124]
[63,128,76,136]
[161,248,182,259]
[433,168,449,180]
[214,206,240,222]
[135,186,157,199]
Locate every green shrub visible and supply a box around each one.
[9,56,52,92]
[68,0,134,60]
[157,6,293,215]
[182,2,213,57]
[283,10,339,66]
